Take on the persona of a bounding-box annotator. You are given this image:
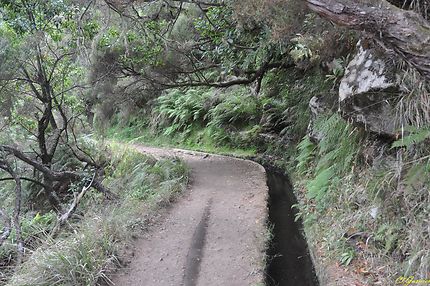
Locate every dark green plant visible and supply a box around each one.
[152,89,212,136]
[296,136,316,174]
[306,114,363,208]
[340,248,355,266]
[206,88,260,129]
[391,125,430,149]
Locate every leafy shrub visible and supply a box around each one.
[20,212,56,242]
[306,167,334,203]
[289,35,322,66]
[206,87,259,129]
[152,88,212,136]
[296,136,316,174]
[391,125,430,149]
[260,97,291,134]
[6,144,188,286]
[261,70,329,141]
[149,86,261,149]
[374,223,402,254]
[306,114,363,208]
[314,114,362,174]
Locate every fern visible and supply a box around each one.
[296,136,316,174]
[375,223,402,254]
[305,114,363,209]
[391,126,430,148]
[315,114,362,174]
[152,88,212,136]
[207,89,259,128]
[306,167,334,202]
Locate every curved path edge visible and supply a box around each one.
[110,144,269,286]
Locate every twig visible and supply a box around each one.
[51,173,96,236]
[0,160,24,264]
[0,208,11,246]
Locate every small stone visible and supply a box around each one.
[370,207,379,219]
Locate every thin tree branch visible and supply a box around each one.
[0,160,24,264]
[50,173,95,236]
[0,208,11,247]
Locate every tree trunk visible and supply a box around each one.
[305,0,430,81]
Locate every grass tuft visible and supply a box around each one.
[5,143,188,286]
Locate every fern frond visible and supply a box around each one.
[392,126,430,148]
[296,136,316,174]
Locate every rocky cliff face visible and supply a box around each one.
[305,40,406,172]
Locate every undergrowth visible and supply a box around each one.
[294,113,430,284]
[104,70,328,161]
[5,142,188,286]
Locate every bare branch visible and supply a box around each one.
[0,176,49,190]
[0,145,115,200]
[0,160,24,264]
[51,173,95,236]
[0,208,11,247]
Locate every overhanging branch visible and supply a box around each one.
[306,0,430,80]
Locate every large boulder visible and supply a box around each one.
[339,42,400,138]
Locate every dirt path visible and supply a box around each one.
[110,145,268,286]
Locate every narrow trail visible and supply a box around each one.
[111,145,268,286]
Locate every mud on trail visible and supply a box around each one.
[110,146,268,286]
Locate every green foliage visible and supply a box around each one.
[0,0,68,34]
[296,136,316,174]
[103,112,149,141]
[148,86,261,148]
[315,114,361,174]
[295,113,430,284]
[3,0,416,284]
[7,227,117,286]
[324,55,350,86]
[193,6,230,45]
[21,212,56,240]
[304,114,362,208]
[106,69,330,158]
[0,211,56,263]
[391,126,430,148]
[207,88,259,128]
[6,144,188,286]
[193,5,275,74]
[306,167,334,202]
[375,223,402,254]
[340,248,355,266]
[108,144,188,201]
[260,98,290,133]
[152,88,212,136]
[98,27,120,48]
[290,35,317,63]
[291,204,303,222]
[261,70,330,141]
[98,20,165,67]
